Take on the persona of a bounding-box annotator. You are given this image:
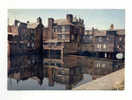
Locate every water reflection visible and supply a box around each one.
[8,54,124,90]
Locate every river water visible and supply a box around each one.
[8,54,124,90]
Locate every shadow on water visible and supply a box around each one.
[8,53,124,90]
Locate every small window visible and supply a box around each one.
[62,34,65,39]
[98,37,102,42]
[97,44,102,48]
[89,36,92,39]
[27,42,30,47]
[102,64,106,68]
[107,37,109,40]
[100,44,102,48]
[97,63,100,68]
[61,26,65,32]
[97,44,100,48]
[31,43,35,48]
[120,37,122,41]
[117,45,120,49]
[103,44,106,49]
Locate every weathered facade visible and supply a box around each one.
[43,14,84,42]
[115,29,125,53]
[93,30,115,53]
[43,14,85,56]
[93,27,125,53]
[43,55,83,89]
[80,30,94,52]
[8,55,43,86]
[80,25,125,59]
[78,56,124,80]
[8,17,44,55]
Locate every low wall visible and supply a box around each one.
[73,68,124,90]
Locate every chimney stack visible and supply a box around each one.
[14,20,19,27]
[110,24,114,30]
[92,27,95,34]
[66,14,73,23]
[37,17,42,24]
[48,18,54,28]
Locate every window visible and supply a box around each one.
[97,63,100,68]
[100,44,102,48]
[58,34,62,40]
[97,44,102,49]
[58,34,69,40]
[103,44,106,49]
[120,37,122,41]
[20,44,24,48]
[89,36,93,39]
[65,25,70,32]
[58,26,61,32]
[27,42,30,47]
[61,26,65,32]
[98,37,102,42]
[62,34,65,39]
[97,44,100,48]
[102,64,106,68]
[117,45,120,49]
[54,28,56,32]
[31,43,35,48]
[107,37,109,41]
[54,27,57,32]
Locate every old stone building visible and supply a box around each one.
[8,55,44,86]
[43,14,84,42]
[115,29,125,53]
[93,25,125,54]
[80,25,125,59]
[80,29,94,52]
[43,14,85,56]
[43,55,83,89]
[8,17,44,55]
[93,29,115,53]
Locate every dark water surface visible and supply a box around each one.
[8,54,124,90]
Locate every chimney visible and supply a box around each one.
[92,27,95,34]
[14,20,19,27]
[37,17,42,24]
[110,24,114,30]
[48,18,54,28]
[27,21,30,24]
[66,14,73,23]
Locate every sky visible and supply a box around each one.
[8,9,125,30]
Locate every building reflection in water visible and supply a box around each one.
[8,54,124,90]
[43,55,83,89]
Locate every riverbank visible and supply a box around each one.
[73,68,124,90]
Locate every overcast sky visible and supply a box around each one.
[8,9,125,30]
